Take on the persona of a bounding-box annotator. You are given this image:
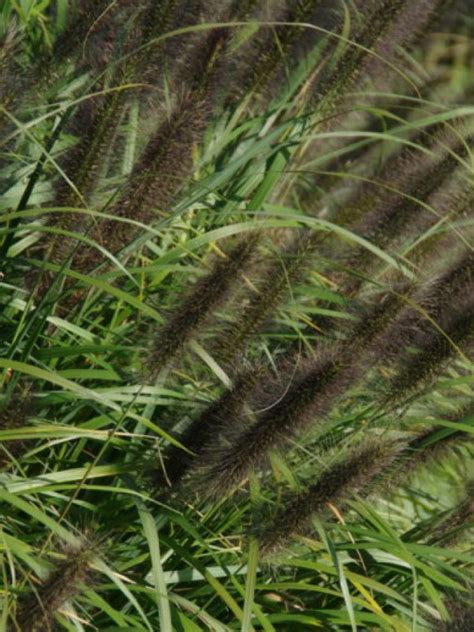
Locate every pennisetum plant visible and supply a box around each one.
[136,0,456,374]
[225,0,325,106]
[308,0,452,114]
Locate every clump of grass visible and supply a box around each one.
[112,3,462,380]
[2,1,473,629]
[256,438,399,556]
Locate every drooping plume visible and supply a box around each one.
[431,597,474,632]
[429,479,474,546]
[152,365,263,490]
[0,385,34,469]
[15,535,95,632]
[256,438,399,556]
[147,236,258,377]
[189,284,410,498]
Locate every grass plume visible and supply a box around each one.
[0,387,33,469]
[429,479,474,546]
[15,535,95,632]
[256,438,399,556]
[432,597,474,631]
[147,236,258,376]
[152,365,262,490]
[190,282,412,498]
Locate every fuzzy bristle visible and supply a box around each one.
[146,236,259,376]
[15,536,95,631]
[429,479,474,546]
[431,597,474,632]
[257,439,398,556]
[0,388,34,469]
[152,365,262,490]
[69,93,212,273]
[215,229,320,365]
[192,352,345,498]
[190,281,413,498]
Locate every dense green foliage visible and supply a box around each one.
[0,1,473,630]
